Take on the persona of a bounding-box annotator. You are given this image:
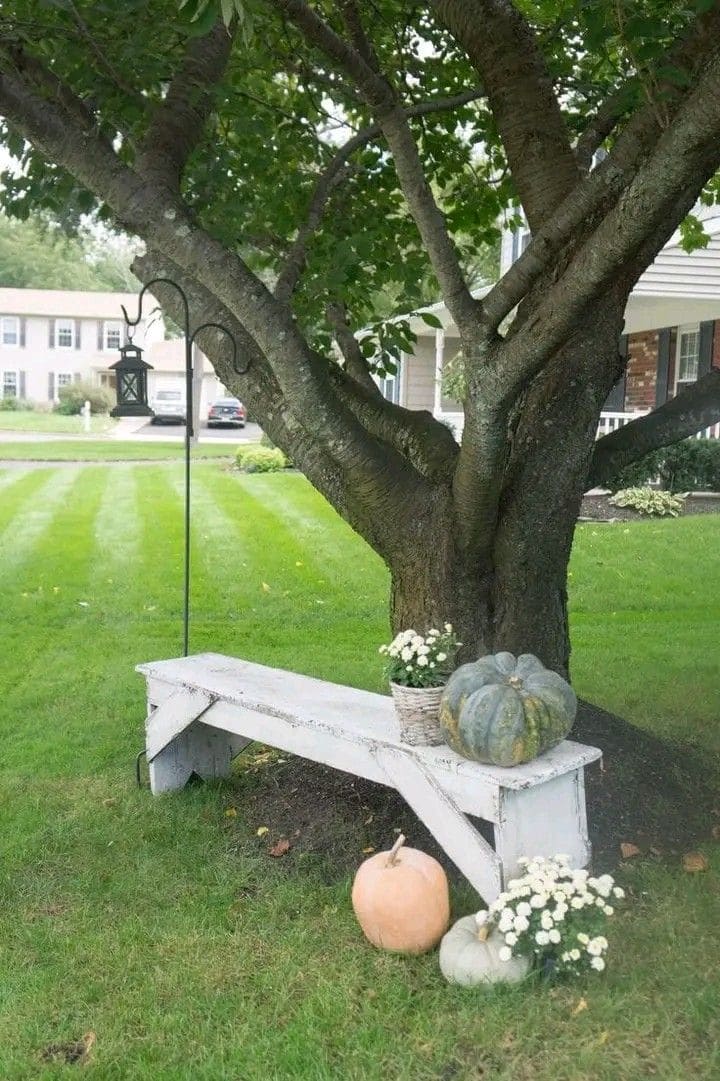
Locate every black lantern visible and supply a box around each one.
[109,341,154,417]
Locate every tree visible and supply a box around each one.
[3,0,720,675]
[0,213,140,290]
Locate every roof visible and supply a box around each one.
[0,286,151,319]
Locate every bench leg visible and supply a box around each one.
[148,722,241,794]
[374,746,503,904]
[494,769,591,883]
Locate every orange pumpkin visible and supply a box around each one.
[351,834,450,953]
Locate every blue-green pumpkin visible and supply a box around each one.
[439,652,577,767]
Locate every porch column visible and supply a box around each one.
[191,343,203,447]
[433,327,445,417]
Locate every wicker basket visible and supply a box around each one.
[390,682,445,746]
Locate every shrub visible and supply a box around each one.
[604,439,720,494]
[0,396,34,411]
[235,445,288,473]
[609,487,685,517]
[604,449,664,492]
[55,381,114,415]
[659,439,720,493]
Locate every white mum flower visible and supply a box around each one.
[516,902,532,917]
[548,929,561,944]
[552,906,567,922]
[591,956,606,972]
[540,912,554,930]
[401,647,413,661]
[498,946,513,962]
[587,940,604,957]
[417,655,429,667]
[570,897,585,910]
[613,886,625,899]
[535,930,550,946]
[596,937,608,950]
[603,905,614,916]
[577,933,589,945]
[513,915,530,933]
[417,645,430,655]
[505,932,518,946]
[530,893,548,909]
[444,622,453,632]
[475,910,488,927]
[436,652,447,662]
[570,948,581,961]
[595,897,606,908]
[428,628,440,636]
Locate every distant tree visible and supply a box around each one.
[0,213,139,291]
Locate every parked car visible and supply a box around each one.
[150,389,187,424]
[207,397,246,428]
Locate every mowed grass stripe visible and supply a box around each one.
[186,465,389,685]
[0,466,71,542]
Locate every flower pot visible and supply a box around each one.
[390,682,445,746]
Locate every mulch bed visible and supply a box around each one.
[580,492,720,521]
[227,700,719,884]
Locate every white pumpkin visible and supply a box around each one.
[439,915,530,987]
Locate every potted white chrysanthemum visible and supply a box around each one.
[379,624,460,745]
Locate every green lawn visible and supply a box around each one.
[0,409,115,434]
[0,440,240,461]
[1,464,719,1080]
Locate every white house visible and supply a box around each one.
[0,287,231,416]
[392,210,720,440]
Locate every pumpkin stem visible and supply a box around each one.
[508,675,523,688]
[386,833,406,867]
[476,924,490,942]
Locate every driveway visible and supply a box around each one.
[128,420,263,443]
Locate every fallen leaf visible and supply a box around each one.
[571,997,588,1017]
[256,826,269,837]
[53,586,60,594]
[78,601,89,608]
[295,561,303,567]
[620,842,641,859]
[362,846,375,854]
[261,582,271,592]
[596,1030,610,1046]
[711,825,720,841]
[364,815,374,825]
[224,807,237,818]
[269,838,291,857]
[682,852,709,873]
[102,798,116,808]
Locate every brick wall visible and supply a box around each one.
[624,330,658,411]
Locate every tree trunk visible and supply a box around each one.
[388,305,626,677]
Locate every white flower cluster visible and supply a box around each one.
[379,624,459,688]
[475,855,625,977]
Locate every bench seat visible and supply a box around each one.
[138,652,602,903]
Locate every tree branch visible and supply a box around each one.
[430,0,580,230]
[325,300,379,392]
[136,20,234,190]
[588,371,720,488]
[271,0,480,334]
[274,88,484,302]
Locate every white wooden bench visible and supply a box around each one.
[137,653,602,903]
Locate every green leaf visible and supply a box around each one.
[419,311,443,329]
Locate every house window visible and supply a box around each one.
[1,316,19,346]
[2,371,18,398]
[675,325,700,390]
[57,318,74,349]
[104,321,123,351]
[57,373,73,389]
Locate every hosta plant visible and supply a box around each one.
[476,855,625,979]
[379,625,460,688]
[609,487,685,517]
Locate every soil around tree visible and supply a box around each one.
[227,699,719,885]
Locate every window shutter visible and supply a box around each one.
[48,319,55,349]
[74,372,82,383]
[19,371,26,398]
[655,328,672,406]
[98,321,104,351]
[603,335,627,411]
[698,320,714,378]
[75,320,82,349]
[19,317,26,348]
[123,323,129,345]
[48,372,55,401]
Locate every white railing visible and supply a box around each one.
[435,409,720,442]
